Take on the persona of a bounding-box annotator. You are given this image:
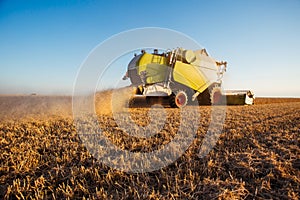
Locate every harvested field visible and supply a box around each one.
[0,94,299,199]
[254,97,300,105]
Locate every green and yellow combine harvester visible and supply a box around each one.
[123,48,254,107]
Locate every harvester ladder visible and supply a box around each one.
[164,49,179,88]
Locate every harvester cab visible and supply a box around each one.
[123,48,227,108]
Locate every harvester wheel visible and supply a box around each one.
[170,90,188,108]
[210,87,223,105]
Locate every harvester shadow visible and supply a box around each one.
[212,125,299,199]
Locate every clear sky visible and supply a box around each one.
[0,0,299,97]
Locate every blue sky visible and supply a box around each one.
[0,0,299,97]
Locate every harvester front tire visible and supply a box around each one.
[210,87,223,105]
[170,90,188,108]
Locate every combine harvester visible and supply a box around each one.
[123,48,253,107]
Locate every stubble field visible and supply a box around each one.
[0,94,299,199]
